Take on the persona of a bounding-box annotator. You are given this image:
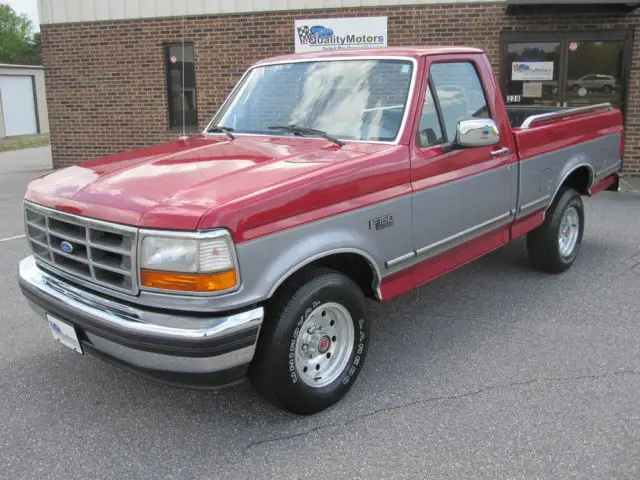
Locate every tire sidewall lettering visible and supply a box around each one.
[288,299,325,384]
[342,317,366,386]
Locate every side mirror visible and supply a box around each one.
[454,119,500,147]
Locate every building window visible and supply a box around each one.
[500,31,633,114]
[165,44,198,130]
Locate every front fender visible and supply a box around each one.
[233,195,413,306]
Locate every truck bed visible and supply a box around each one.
[510,103,621,160]
[509,102,623,220]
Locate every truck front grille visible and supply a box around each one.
[24,202,138,294]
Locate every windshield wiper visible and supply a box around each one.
[268,125,344,147]
[208,125,235,140]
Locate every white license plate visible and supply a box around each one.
[47,314,83,354]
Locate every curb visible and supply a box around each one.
[620,178,640,194]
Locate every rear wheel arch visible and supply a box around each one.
[550,164,594,206]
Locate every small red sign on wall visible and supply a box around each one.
[569,42,578,52]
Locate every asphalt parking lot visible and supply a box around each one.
[1,158,640,479]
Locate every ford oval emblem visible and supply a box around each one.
[60,240,74,253]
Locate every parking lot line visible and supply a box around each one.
[0,234,25,243]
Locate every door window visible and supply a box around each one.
[429,62,491,142]
[416,85,444,147]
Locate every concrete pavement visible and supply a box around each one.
[1,166,639,479]
[0,146,52,174]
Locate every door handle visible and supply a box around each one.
[491,147,510,157]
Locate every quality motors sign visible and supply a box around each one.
[294,17,387,53]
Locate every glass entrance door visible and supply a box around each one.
[566,40,624,110]
[501,31,632,115]
[505,42,562,107]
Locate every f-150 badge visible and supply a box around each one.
[369,215,394,231]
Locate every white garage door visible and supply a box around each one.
[0,75,38,136]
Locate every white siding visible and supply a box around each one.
[38,0,504,24]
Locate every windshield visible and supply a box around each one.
[212,59,415,142]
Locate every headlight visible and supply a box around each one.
[139,230,238,293]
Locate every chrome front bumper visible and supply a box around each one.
[18,255,264,388]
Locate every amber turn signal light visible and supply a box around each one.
[140,269,237,292]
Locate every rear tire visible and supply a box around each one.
[526,188,585,274]
[249,268,370,415]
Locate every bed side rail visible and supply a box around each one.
[520,103,613,129]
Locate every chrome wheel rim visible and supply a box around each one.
[294,302,355,388]
[558,206,580,257]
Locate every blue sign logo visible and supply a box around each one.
[51,322,62,334]
[60,240,74,253]
[513,64,531,72]
[310,25,334,37]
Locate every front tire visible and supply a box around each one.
[526,188,585,274]
[249,269,370,415]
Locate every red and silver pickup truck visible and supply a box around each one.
[18,47,623,414]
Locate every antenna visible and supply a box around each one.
[180,14,187,140]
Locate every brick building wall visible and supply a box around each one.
[41,3,640,174]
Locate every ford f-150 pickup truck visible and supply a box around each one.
[18,47,623,414]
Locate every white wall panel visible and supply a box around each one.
[63,0,80,22]
[39,0,504,25]
[92,0,110,22]
[271,0,289,9]
[79,0,96,22]
[185,0,206,16]
[154,0,173,18]
[110,0,126,21]
[125,0,142,19]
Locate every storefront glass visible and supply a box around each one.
[501,31,632,115]
[566,40,624,110]
[505,42,561,107]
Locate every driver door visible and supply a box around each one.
[409,56,517,284]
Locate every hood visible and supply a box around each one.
[25,135,390,231]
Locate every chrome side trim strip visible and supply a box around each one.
[595,161,622,179]
[385,251,416,269]
[519,195,551,213]
[416,212,512,257]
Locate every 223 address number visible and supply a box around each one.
[507,95,522,104]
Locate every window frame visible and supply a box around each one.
[164,43,199,132]
[416,59,494,148]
